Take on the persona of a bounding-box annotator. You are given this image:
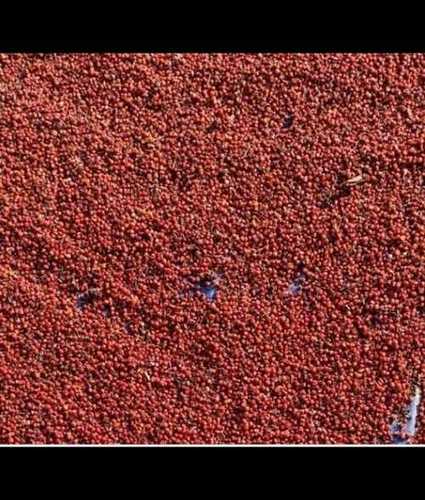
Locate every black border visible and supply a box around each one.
[1,444,418,488]
[0,40,424,52]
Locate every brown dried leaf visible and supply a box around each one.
[345,175,364,186]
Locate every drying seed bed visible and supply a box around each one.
[0,53,424,444]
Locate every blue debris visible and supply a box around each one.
[282,113,294,129]
[390,420,407,444]
[196,275,221,301]
[406,386,421,437]
[286,272,306,296]
[181,274,221,302]
[76,294,86,311]
[390,386,421,444]
[288,280,302,296]
[75,288,100,311]
[199,283,217,301]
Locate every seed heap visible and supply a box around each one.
[0,53,424,444]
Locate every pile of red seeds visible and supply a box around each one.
[0,53,424,444]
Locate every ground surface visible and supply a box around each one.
[0,53,424,444]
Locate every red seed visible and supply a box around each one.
[0,53,424,444]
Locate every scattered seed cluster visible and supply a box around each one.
[0,53,424,444]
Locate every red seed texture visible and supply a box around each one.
[0,53,424,444]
